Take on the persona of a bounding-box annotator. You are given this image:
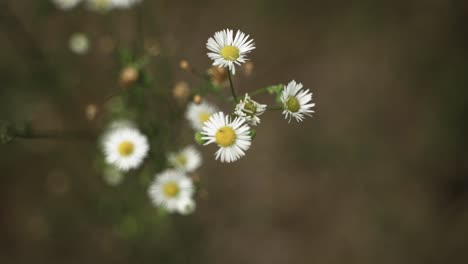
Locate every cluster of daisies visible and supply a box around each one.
[98,28,315,215]
[185,28,315,163]
[102,122,201,215]
[52,0,142,11]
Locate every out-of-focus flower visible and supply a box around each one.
[111,0,142,8]
[178,198,196,215]
[201,112,251,163]
[69,33,90,55]
[234,93,267,126]
[207,66,228,86]
[148,169,195,214]
[193,94,202,104]
[179,60,190,71]
[185,101,218,131]
[172,81,191,103]
[243,61,254,76]
[85,104,98,121]
[168,145,202,173]
[206,29,255,75]
[102,126,149,171]
[52,0,82,10]
[280,80,315,123]
[119,66,139,88]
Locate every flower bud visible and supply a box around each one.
[85,104,98,121]
[193,94,202,105]
[172,81,191,103]
[194,132,206,145]
[119,66,139,88]
[179,60,190,71]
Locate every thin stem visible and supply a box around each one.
[227,69,238,103]
[250,86,269,97]
[268,106,283,111]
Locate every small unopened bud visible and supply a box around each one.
[243,61,254,76]
[249,130,256,139]
[193,94,202,104]
[119,66,139,88]
[172,81,191,103]
[85,104,98,121]
[179,60,190,71]
[0,121,15,144]
[194,132,205,145]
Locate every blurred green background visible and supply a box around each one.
[2,0,468,263]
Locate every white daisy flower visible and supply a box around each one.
[69,33,90,55]
[185,101,219,131]
[52,0,82,10]
[206,29,255,75]
[168,145,202,173]
[102,126,149,171]
[280,80,315,122]
[148,169,195,213]
[201,112,251,163]
[111,0,142,8]
[178,198,196,215]
[86,0,113,12]
[234,93,267,126]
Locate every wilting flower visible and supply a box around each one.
[148,169,195,214]
[52,0,82,10]
[69,33,90,55]
[168,145,202,173]
[280,80,315,122]
[234,93,267,126]
[201,112,251,163]
[102,126,149,171]
[207,66,228,86]
[185,101,219,131]
[206,29,255,75]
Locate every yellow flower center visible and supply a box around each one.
[286,96,300,113]
[175,154,187,166]
[220,46,240,61]
[118,141,135,157]
[199,112,211,123]
[163,182,180,197]
[215,126,237,147]
[244,101,257,114]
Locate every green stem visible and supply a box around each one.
[268,106,283,111]
[227,69,238,103]
[250,86,269,97]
